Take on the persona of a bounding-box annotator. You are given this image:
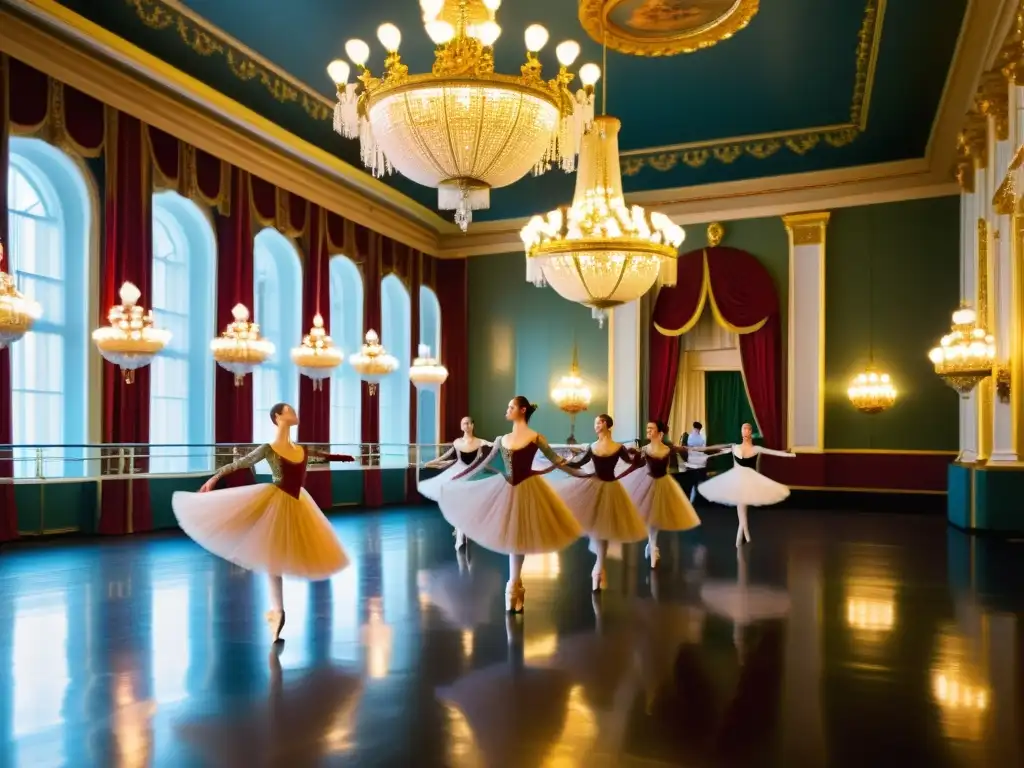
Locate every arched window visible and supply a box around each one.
[379,274,410,466]
[252,228,301,447]
[417,286,442,449]
[328,255,363,452]
[7,138,92,478]
[149,191,216,474]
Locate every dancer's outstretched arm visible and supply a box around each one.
[308,448,357,462]
[537,436,592,477]
[755,446,796,458]
[424,445,456,468]
[200,444,269,492]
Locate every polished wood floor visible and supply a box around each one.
[0,504,1021,767]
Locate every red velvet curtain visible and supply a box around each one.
[99,109,154,535]
[406,250,421,502]
[0,56,17,542]
[435,258,468,437]
[361,234,383,507]
[298,205,332,508]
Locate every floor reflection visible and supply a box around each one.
[0,507,1020,766]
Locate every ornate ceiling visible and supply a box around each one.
[47,0,967,222]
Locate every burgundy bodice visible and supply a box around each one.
[457,448,479,465]
[215,444,352,500]
[568,445,633,481]
[644,453,674,478]
[275,450,310,499]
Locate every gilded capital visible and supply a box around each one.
[999,6,1024,83]
[782,211,830,246]
[957,110,989,170]
[977,71,1010,141]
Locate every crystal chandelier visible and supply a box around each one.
[0,242,42,350]
[210,303,275,386]
[847,367,897,414]
[328,0,598,231]
[350,329,399,395]
[92,282,171,384]
[291,313,344,391]
[928,304,995,397]
[409,344,449,391]
[521,116,685,327]
[550,345,591,443]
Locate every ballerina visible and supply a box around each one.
[620,420,701,569]
[553,414,647,592]
[172,402,356,642]
[418,415,493,551]
[696,423,795,547]
[437,396,588,613]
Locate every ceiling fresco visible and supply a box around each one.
[46,0,968,221]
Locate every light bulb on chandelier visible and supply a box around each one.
[291,313,344,391]
[847,367,897,414]
[409,344,449,391]
[92,281,171,384]
[928,304,996,397]
[349,329,399,396]
[0,242,42,350]
[210,303,275,386]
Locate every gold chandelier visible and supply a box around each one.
[928,304,995,397]
[0,242,41,350]
[92,282,171,384]
[350,329,399,395]
[291,313,344,391]
[210,303,275,386]
[409,343,449,391]
[847,367,897,414]
[521,115,684,327]
[550,344,591,443]
[328,0,598,231]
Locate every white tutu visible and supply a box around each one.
[547,474,647,543]
[172,484,349,580]
[619,471,700,531]
[438,474,583,555]
[696,465,790,507]
[417,461,462,502]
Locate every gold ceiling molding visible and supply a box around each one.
[619,0,884,176]
[577,0,760,57]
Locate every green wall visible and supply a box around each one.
[824,196,960,450]
[467,252,609,440]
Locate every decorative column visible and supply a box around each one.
[609,300,642,440]
[781,212,829,452]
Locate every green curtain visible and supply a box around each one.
[705,371,757,474]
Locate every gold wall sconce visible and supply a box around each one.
[995,365,1011,403]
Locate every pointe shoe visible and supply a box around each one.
[454,529,467,551]
[649,546,661,569]
[591,568,607,592]
[265,609,286,643]
[743,528,751,544]
[735,529,745,548]
[505,580,525,613]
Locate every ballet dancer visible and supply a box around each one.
[554,414,647,591]
[696,423,794,547]
[437,396,589,613]
[418,415,493,550]
[621,420,701,568]
[172,403,356,642]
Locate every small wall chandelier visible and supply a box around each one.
[409,344,449,391]
[848,368,897,414]
[291,313,344,391]
[210,303,275,386]
[328,0,597,230]
[0,242,41,349]
[350,329,398,395]
[92,282,170,384]
[550,344,591,443]
[928,304,995,397]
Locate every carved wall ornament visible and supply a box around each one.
[782,212,830,246]
[977,71,1010,141]
[707,222,724,247]
[995,364,1011,404]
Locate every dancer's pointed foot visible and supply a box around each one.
[649,545,661,569]
[453,529,467,551]
[504,580,525,613]
[591,568,607,593]
[265,609,286,643]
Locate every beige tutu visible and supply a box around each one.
[417,461,461,501]
[697,465,790,507]
[438,473,583,554]
[172,484,349,580]
[548,475,648,543]
[619,471,701,531]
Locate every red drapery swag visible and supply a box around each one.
[361,234,383,507]
[99,109,155,534]
[650,247,783,449]
[298,205,333,508]
[0,56,17,542]
[435,258,469,438]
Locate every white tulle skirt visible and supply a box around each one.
[172,484,349,580]
[547,475,647,543]
[696,465,790,508]
[417,461,462,502]
[619,471,701,531]
[438,473,583,555]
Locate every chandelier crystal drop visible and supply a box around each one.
[0,242,42,350]
[328,0,598,231]
[350,329,399,395]
[210,303,275,386]
[928,304,996,397]
[291,313,344,391]
[409,343,449,391]
[92,282,171,384]
[847,366,897,414]
[521,115,685,327]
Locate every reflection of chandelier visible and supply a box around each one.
[847,367,897,414]
[409,343,449,391]
[92,282,170,384]
[328,0,598,231]
[0,242,42,349]
[521,116,684,326]
[349,329,399,395]
[550,345,591,443]
[291,313,344,391]
[210,303,275,386]
[928,304,995,397]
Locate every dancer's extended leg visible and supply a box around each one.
[645,527,660,568]
[266,574,286,642]
[735,504,751,547]
[592,538,609,591]
[506,554,526,613]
